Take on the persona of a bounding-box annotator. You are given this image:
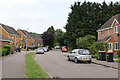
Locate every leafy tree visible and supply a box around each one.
[55,29,65,46]
[65,1,120,49]
[76,35,95,49]
[47,26,55,36]
[42,32,54,49]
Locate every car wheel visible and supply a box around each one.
[67,56,70,61]
[74,58,78,63]
[88,60,91,63]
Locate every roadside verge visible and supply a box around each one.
[25,52,50,78]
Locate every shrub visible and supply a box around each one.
[34,46,38,49]
[118,49,120,57]
[2,48,8,56]
[76,35,95,49]
[3,45,12,55]
[0,48,2,57]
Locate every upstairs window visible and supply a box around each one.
[101,31,104,36]
[114,42,119,51]
[16,36,18,39]
[114,26,119,33]
[12,35,14,38]
[21,35,23,40]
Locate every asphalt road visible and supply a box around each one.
[35,49,118,78]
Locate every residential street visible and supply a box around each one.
[2,51,26,78]
[35,49,118,78]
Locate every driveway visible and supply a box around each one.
[2,51,26,78]
[35,49,118,78]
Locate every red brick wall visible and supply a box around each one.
[0,41,10,48]
[98,20,120,55]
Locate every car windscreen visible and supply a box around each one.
[79,50,90,55]
[38,48,43,50]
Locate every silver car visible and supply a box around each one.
[36,47,44,54]
[67,49,92,63]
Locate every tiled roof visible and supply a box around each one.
[98,14,120,31]
[0,35,13,42]
[0,23,20,36]
[97,35,112,42]
[30,33,42,40]
[19,29,31,39]
[20,40,25,43]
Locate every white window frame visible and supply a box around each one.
[108,43,113,52]
[21,35,23,40]
[101,31,104,36]
[114,42,119,51]
[114,26,118,33]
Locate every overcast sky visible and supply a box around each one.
[0,0,119,34]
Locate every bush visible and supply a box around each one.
[3,45,12,55]
[76,35,95,49]
[2,48,8,56]
[118,49,120,57]
[0,48,2,57]
[34,46,38,49]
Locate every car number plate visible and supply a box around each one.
[83,58,88,60]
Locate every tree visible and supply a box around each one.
[55,29,65,46]
[65,1,120,49]
[47,26,55,36]
[42,32,54,49]
[76,35,95,49]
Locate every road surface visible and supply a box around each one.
[35,49,118,78]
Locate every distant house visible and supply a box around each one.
[17,29,35,48]
[0,23,21,48]
[97,14,120,55]
[0,35,13,48]
[30,33,43,46]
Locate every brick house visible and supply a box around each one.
[17,29,35,48]
[30,33,43,46]
[97,14,120,55]
[0,23,21,48]
[0,35,13,48]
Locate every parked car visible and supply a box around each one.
[36,47,44,54]
[67,49,92,63]
[43,47,49,52]
[54,45,60,49]
[61,46,68,52]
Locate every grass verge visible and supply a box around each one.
[25,52,50,78]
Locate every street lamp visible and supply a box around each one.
[26,28,29,54]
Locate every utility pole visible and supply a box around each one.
[26,28,29,54]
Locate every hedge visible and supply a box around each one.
[3,45,12,55]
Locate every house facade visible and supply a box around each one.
[17,29,35,48]
[30,33,43,47]
[0,23,21,48]
[97,14,120,55]
[0,35,13,48]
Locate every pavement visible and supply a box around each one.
[92,58,119,69]
[35,49,118,78]
[2,51,26,78]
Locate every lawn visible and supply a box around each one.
[25,52,50,78]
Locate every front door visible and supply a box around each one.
[108,43,113,52]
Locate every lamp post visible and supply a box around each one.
[26,28,29,54]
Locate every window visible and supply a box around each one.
[108,43,113,52]
[114,26,119,33]
[21,35,23,40]
[101,31,104,36]
[12,35,14,38]
[16,36,18,39]
[114,42,119,51]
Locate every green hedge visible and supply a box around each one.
[3,45,12,55]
